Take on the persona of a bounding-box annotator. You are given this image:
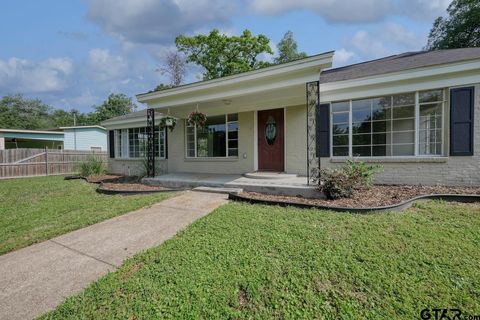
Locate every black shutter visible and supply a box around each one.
[108,130,115,158]
[316,103,330,157]
[450,87,475,156]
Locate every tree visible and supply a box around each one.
[274,31,308,64]
[0,95,53,129]
[90,93,135,123]
[175,29,273,80]
[152,83,173,92]
[426,0,480,50]
[157,50,186,86]
[50,109,90,127]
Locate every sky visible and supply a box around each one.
[0,0,451,112]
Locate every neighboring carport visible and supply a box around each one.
[0,129,64,150]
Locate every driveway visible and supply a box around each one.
[0,191,228,320]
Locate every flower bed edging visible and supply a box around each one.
[96,183,179,196]
[64,175,83,181]
[228,192,480,213]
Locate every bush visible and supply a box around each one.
[312,160,383,200]
[78,156,106,177]
[343,160,382,187]
[318,169,356,200]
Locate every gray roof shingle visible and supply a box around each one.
[102,109,158,124]
[320,48,480,84]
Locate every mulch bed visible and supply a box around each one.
[100,182,172,192]
[240,185,480,208]
[85,175,127,184]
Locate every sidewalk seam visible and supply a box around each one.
[49,239,119,268]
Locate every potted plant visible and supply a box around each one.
[187,110,207,127]
[159,115,177,132]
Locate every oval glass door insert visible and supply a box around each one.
[265,116,277,145]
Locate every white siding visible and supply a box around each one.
[63,128,107,151]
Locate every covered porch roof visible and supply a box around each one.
[136,51,334,118]
[0,129,64,141]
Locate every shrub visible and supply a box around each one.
[312,160,383,200]
[78,156,106,177]
[343,160,382,187]
[141,155,164,178]
[317,169,356,200]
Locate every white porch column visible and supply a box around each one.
[0,137,5,150]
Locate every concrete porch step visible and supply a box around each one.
[243,172,298,180]
[193,186,243,194]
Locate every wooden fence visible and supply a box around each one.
[0,148,108,179]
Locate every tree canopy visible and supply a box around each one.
[274,31,307,64]
[426,0,480,50]
[0,95,53,129]
[175,29,273,80]
[0,93,136,130]
[89,93,135,123]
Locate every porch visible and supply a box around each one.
[135,53,333,181]
[142,172,321,198]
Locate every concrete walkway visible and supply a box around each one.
[0,191,228,320]
[143,172,320,198]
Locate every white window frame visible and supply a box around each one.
[330,89,445,159]
[114,126,166,160]
[185,113,239,159]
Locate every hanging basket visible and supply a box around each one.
[187,111,207,127]
[159,116,177,132]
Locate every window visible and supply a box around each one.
[114,127,165,159]
[331,89,444,158]
[186,113,238,158]
[419,89,443,155]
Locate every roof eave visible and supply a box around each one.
[59,125,106,130]
[136,51,334,103]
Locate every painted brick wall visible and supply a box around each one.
[108,159,167,177]
[319,84,480,186]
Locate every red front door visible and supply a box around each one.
[258,108,284,172]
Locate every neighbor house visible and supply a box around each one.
[103,48,480,186]
[60,125,107,151]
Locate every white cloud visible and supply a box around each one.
[87,48,129,82]
[250,0,449,23]
[341,22,426,62]
[85,0,238,45]
[382,23,424,49]
[333,49,357,67]
[250,0,393,23]
[348,30,392,59]
[397,0,450,21]
[0,57,73,93]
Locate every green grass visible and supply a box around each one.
[0,176,172,255]
[41,201,480,319]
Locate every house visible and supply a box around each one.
[60,126,107,151]
[103,48,480,186]
[0,126,107,151]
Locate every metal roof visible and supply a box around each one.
[59,125,106,130]
[0,129,64,135]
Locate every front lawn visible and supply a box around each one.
[0,176,172,255]
[42,201,480,319]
